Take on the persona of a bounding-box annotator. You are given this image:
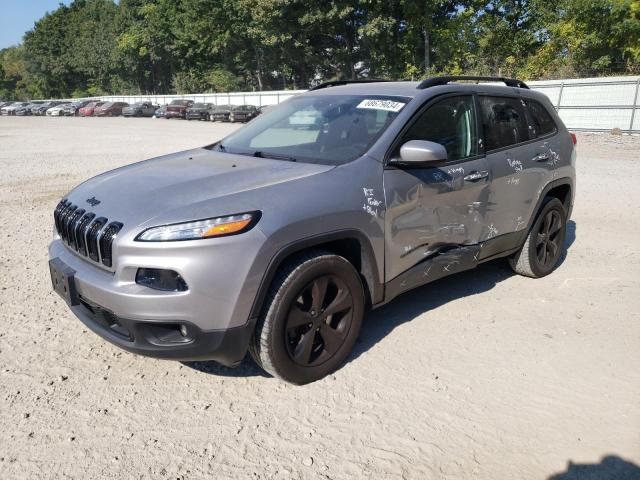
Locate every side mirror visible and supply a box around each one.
[398,140,448,164]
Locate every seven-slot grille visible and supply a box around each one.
[54,199,123,268]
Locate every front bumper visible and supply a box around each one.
[48,224,269,364]
[71,296,256,364]
[165,111,185,119]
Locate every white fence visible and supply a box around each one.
[50,76,640,133]
[528,76,640,133]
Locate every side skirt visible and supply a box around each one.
[378,230,525,306]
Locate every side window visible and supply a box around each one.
[525,99,557,138]
[479,96,530,151]
[400,96,478,161]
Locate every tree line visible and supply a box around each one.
[1,0,638,100]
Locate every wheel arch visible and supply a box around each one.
[248,230,383,320]
[528,177,574,232]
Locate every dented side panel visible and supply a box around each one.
[382,156,491,282]
[484,132,573,241]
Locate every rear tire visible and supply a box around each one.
[250,250,364,384]
[509,197,567,278]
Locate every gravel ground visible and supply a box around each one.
[0,117,639,479]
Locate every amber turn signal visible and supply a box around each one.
[203,218,252,238]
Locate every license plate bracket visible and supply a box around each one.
[49,258,79,306]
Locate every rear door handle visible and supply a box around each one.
[533,153,550,162]
[464,171,489,182]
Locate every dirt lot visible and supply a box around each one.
[0,117,638,479]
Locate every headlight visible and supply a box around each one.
[135,212,259,242]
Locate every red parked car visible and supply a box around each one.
[165,99,194,119]
[95,101,129,117]
[78,101,105,117]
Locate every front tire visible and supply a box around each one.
[510,197,567,278]
[250,250,364,384]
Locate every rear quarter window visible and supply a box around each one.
[525,99,557,138]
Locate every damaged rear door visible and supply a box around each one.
[383,94,490,289]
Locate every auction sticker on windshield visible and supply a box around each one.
[356,99,406,112]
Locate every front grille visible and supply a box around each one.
[99,222,123,268]
[53,199,124,269]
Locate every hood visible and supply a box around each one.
[65,148,334,230]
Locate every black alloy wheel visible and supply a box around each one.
[250,250,365,384]
[510,197,568,278]
[535,209,563,268]
[285,275,354,367]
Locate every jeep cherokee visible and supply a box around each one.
[48,76,576,384]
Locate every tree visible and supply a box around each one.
[2,0,638,100]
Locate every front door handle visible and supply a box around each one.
[464,171,489,182]
[533,153,550,162]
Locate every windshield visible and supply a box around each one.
[170,100,191,106]
[192,103,207,108]
[215,95,408,165]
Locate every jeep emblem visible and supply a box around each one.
[86,196,101,207]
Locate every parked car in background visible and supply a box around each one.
[186,103,212,120]
[153,105,167,118]
[165,99,193,119]
[0,101,14,109]
[95,102,128,117]
[229,104,259,123]
[14,102,43,116]
[2,102,30,115]
[47,103,72,116]
[209,104,233,122]
[123,102,157,117]
[257,105,271,115]
[33,101,64,116]
[62,100,91,116]
[78,101,105,117]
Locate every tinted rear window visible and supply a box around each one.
[525,99,557,137]
[479,96,529,151]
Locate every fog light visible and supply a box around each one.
[179,325,188,337]
[135,268,188,292]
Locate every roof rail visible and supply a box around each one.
[417,76,529,90]
[309,79,392,91]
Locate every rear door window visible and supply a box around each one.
[478,96,530,151]
[525,99,557,138]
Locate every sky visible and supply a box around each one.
[0,0,73,49]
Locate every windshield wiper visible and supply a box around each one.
[253,151,298,162]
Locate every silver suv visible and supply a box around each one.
[49,76,576,384]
